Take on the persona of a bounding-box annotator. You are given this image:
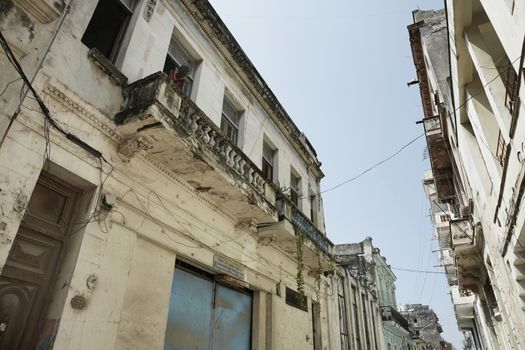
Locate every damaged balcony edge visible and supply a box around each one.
[88,48,128,86]
[115,72,277,218]
[277,194,333,257]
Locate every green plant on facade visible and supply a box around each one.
[295,231,305,297]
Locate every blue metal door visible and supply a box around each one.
[211,285,252,350]
[164,267,214,350]
[164,264,252,350]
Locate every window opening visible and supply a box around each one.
[337,278,350,350]
[82,0,135,63]
[262,142,275,183]
[362,294,371,350]
[163,34,195,96]
[290,172,300,207]
[352,287,361,349]
[221,97,240,145]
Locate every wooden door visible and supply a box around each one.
[0,174,78,349]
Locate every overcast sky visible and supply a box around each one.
[207,0,462,347]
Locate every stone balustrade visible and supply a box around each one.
[177,98,266,195]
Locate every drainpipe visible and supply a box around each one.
[0,0,74,148]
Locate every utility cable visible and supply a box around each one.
[391,266,445,274]
[300,133,425,199]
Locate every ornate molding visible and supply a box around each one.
[118,135,153,160]
[43,81,123,144]
[175,0,323,178]
[143,0,157,22]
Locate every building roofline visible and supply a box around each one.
[178,0,324,178]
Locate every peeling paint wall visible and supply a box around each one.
[0,0,333,349]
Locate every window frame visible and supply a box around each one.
[164,33,196,97]
[290,171,301,207]
[220,97,241,146]
[262,142,276,183]
[81,0,136,64]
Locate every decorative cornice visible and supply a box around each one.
[39,79,239,222]
[43,81,123,143]
[176,0,323,178]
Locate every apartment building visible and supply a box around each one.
[409,3,525,349]
[0,1,334,349]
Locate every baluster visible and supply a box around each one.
[238,158,246,176]
[190,115,199,133]
[245,167,253,183]
[232,154,240,172]
[222,144,232,166]
[208,130,216,148]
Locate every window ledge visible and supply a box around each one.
[87,48,128,86]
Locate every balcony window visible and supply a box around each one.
[82,0,136,63]
[262,142,276,183]
[290,172,300,207]
[163,34,195,96]
[220,97,240,145]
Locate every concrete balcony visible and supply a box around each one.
[450,286,476,330]
[450,219,475,253]
[450,219,483,293]
[423,116,455,202]
[380,306,410,332]
[115,72,276,222]
[258,194,333,270]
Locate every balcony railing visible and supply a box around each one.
[115,72,276,222]
[380,306,410,331]
[259,194,333,269]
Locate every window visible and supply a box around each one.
[221,97,240,145]
[362,294,371,350]
[352,287,361,349]
[496,130,508,166]
[310,194,317,224]
[82,0,136,63]
[440,214,450,222]
[290,172,300,207]
[163,34,195,96]
[337,278,350,350]
[262,142,276,183]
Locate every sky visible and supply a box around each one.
[207,0,462,347]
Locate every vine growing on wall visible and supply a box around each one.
[295,231,305,297]
[313,249,323,318]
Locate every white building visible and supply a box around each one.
[409,3,525,349]
[326,265,387,350]
[0,1,336,349]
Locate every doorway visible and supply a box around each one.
[0,172,80,349]
[164,261,252,350]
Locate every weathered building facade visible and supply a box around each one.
[325,265,387,350]
[409,3,525,349]
[399,304,446,350]
[335,238,411,350]
[0,0,337,349]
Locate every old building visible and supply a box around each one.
[399,304,446,350]
[325,265,387,350]
[0,0,335,349]
[335,238,411,350]
[409,2,525,349]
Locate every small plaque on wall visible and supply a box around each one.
[213,255,245,280]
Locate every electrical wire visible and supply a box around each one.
[299,133,425,199]
[391,266,445,274]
